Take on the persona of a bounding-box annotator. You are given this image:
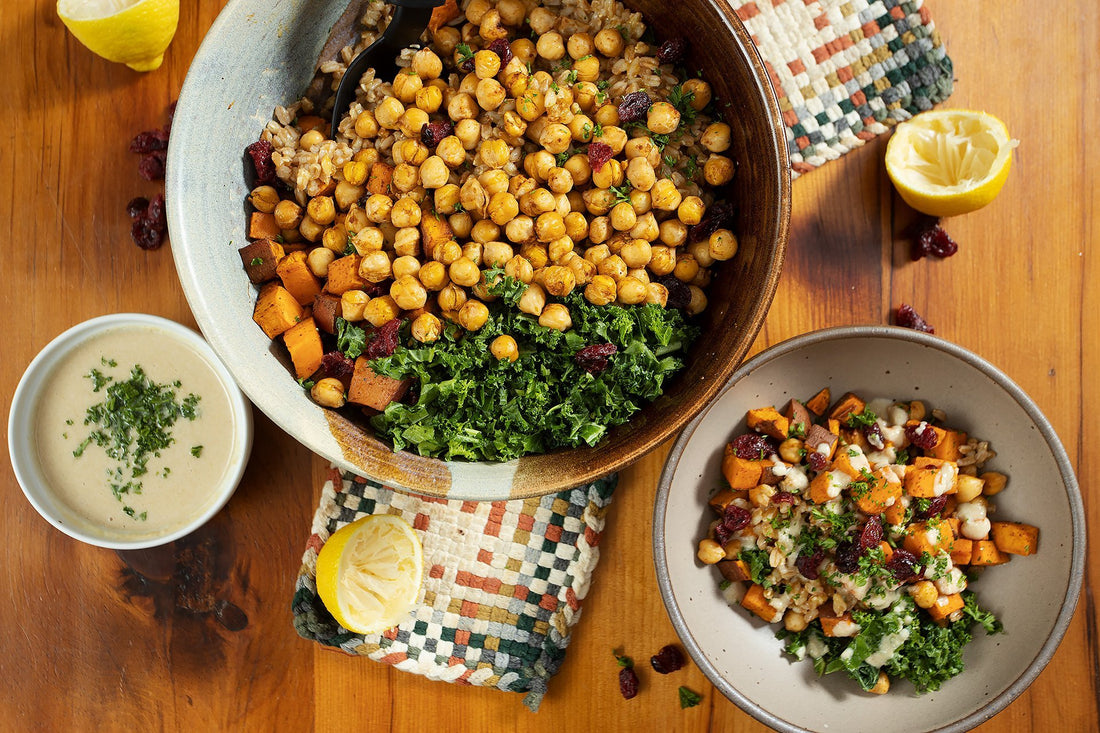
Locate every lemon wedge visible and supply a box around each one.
[885,109,1018,218]
[57,0,179,72]
[316,514,423,635]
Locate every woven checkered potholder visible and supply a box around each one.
[733,0,953,175]
[292,469,616,711]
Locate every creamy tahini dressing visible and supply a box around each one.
[33,326,237,540]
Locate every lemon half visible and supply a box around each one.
[316,514,424,635]
[886,109,1018,218]
[57,0,179,72]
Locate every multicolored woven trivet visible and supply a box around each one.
[732,0,953,175]
[292,469,616,710]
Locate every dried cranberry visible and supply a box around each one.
[904,422,940,450]
[911,222,959,260]
[772,491,796,504]
[147,193,166,226]
[689,200,736,243]
[616,91,652,124]
[656,37,688,65]
[245,139,276,184]
[915,495,948,519]
[858,516,883,550]
[138,149,167,181]
[729,433,775,460]
[863,421,886,449]
[655,275,691,310]
[795,550,823,580]
[366,318,403,359]
[835,541,860,574]
[713,521,733,547]
[459,54,475,73]
[575,343,617,374]
[807,451,827,472]
[650,645,685,674]
[722,504,751,532]
[885,548,921,582]
[619,666,639,699]
[896,303,935,333]
[587,141,614,173]
[126,196,150,219]
[321,351,355,379]
[488,38,513,64]
[129,128,169,154]
[420,120,454,149]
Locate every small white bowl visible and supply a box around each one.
[8,314,253,549]
[653,326,1084,733]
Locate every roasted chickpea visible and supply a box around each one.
[393,139,429,165]
[475,78,507,110]
[527,7,558,34]
[416,156,448,190]
[363,193,393,224]
[597,125,628,154]
[302,247,335,278]
[520,243,549,269]
[274,199,303,230]
[391,163,419,193]
[535,211,566,242]
[358,251,392,283]
[310,378,346,408]
[562,211,587,241]
[504,254,534,283]
[483,241,514,267]
[399,108,430,139]
[630,212,659,242]
[352,226,384,254]
[392,68,423,104]
[674,252,700,282]
[701,122,732,153]
[704,154,735,186]
[454,119,482,151]
[354,109,380,138]
[459,177,489,219]
[433,137,465,169]
[678,196,705,225]
[411,47,443,79]
[415,85,444,114]
[585,216,610,245]
[306,196,335,226]
[538,303,572,331]
[363,295,400,327]
[645,282,668,307]
[686,284,707,315]
[479,9,508,40]
[491,334,519,362]
[645,245,676,276]
[609,201,637,231]
[334,181,365,211]
[353,148,379,167]
[375,97,405,129]
[462,241,484,266]
[547,236,574,262]
[340,290,370,322]
[620,238,653,269]
[682,78,712,111]
[545,167,574,195]
[647,102,681,135]
[502,110,528,138]
[432,26,461,55]
[594,103,620,127]
[650,179,683,213]
[686,240,713,269]
[249,185,279,213]
[505,215,536,244]
[299,216,325,242]
[408,312,441,343]
[447,92,478,121]
[626,157,656,192]
[465,0,491,24]
[411,259,445,291]
[567,114,594,142]
[322,226,348,254]
[616,276,647,305]
[539,123,572,155]
[573,54,600,83]
[709,228,738,261]
[497,0,525,25]
[516,90,546,122]
[387,274,425,310]
[392,254,422,281]
[299,129,324,151]
[626,267,650,285]
[471,219,500,244]
[433,239,463,265]
[597,253,627,280]
[594,28,624,57]
[510,36,536,64]
[390,197,422,228]
[566,32,595,59]
[473,49,502,79]
[447,256,480,287]
[482,191,516,226]
[437,283,467,312]
[458,300,490,331]
[590,158,622,189]
[535,31,566,60]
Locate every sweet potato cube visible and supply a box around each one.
[827,419,840,436]
[325,254,368,296]
[276,250,323,306]
[238,238,285,283]
[366,162,394,195]
[348,358,412,411]
[854,468,903,515]
[904,465,956,498]
[991,522,1039,556]
[248,212,281,240]
[828,391,865,421]
[722,447,763,490]
[971,540,1010,566]
[884,496,909,526]
[927,593,965,622]
[804,424,837,460]
[928,429,968,461]
[282,317,324,380]
[818,608,859,637]
[746,406,789,441]
[878,541,894,561]
[420,212,454,259]
[808,471,840,505]
[296,115,326,133]
[950,538,973,565]
[740,583,780,622]
[783,400,812,437]
[805,387,831,416]
[312,293,342,335]
[831,448,869,479]
[756,459,783,485]
[717,559,751,583]
[428,0,460,32]
[905,420,948,451]
[903,520,954,557]
[708,487,747,513]
[253,283,304,338]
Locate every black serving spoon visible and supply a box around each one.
[330,0,447,138]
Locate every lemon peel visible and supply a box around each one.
[57,0,179,72]
[885,109,1018,218]
[315,514,423,635]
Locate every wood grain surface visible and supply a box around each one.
[1,0,1096,730]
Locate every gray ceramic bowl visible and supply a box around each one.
[166,0,790,499]
[653,326,1084,733]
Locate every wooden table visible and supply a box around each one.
[2,0,1096,729]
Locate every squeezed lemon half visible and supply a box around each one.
[885,109,1018,218]
[316,514,424,635]
[57,0,179,72]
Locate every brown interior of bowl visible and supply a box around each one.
[330,0,791,498]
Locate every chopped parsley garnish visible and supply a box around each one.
[846,408,879,428]
[739,547,772,587]
[456,43,474,62]
[609,183,632,205]
[336,317,368,359]
[678,686,702,708]
[668,84,697,124]
[250,257,264,266]
[191,445,203,457]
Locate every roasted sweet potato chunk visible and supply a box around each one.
[721,447,763,490]
[253,283,304,338]
[746,406,788,441]
[990,522,1039,556]
[348,357,412,411]
[828,391,865,421]
[248,212,281,240]
[366,162,394,195]
[740,583,780,622]
[276,250,323,306]
[239,238,285,283]
[805,387,830,416]
[325,254,368,296]
[312,293,342,335]
[282,317,323,380]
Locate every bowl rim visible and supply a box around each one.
[164,0,791,500]
[652,325,1086,732]
[7,313,254,550]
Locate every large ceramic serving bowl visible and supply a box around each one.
[654,326,1084,733]
[167,0,790,499]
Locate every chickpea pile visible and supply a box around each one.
[249,0,739,368]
